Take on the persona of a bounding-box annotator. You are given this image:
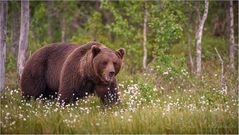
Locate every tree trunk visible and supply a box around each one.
[229,0,235,70]
[143,0,148,69]
[195,0,209,76]
[61,16,66,43]
[47,1,53,42]
[188,11,194,73]
[17,0,29,78]
[215,48,226,93]
[188,32,194,73]
[0,1,7,93]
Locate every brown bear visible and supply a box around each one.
[20,41,125,105]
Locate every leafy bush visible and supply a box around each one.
[152,54,187,77]
[138,83,157,102]
[6,55,17,72]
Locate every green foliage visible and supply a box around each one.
[30,2,48,42]
[202,34,229,61]
[149,1,185,54]
[138,83,157,102]
[101,0,143,40]
[100,0,188,70]
[6,55,16,73]
[152,55,187,77]
[101,1,145,71]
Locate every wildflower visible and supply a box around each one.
[10,121,16,126]
[128,118,132,122]
[6,112,10,116]
[114,112,118,117]
[163,71,169,75]
[19,114,23,119]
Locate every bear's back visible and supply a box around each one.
[44,42,103,91]
[42,43,79,91]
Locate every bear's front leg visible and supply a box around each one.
[58,73,81,105]
[95,80,120,105]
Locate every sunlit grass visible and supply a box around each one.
[1,80,238,134]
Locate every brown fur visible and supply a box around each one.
[20,41,125,105]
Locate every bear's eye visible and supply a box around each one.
[113,62,117,66]
[102,61,108,66]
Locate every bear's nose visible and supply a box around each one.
[109,71,115,77]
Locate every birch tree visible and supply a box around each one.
[61,16,66,43]
[195,0,209,76]
[17,0,29,78]
[229,0,235,70]
[0,1,7,93]
[143,0,148,69]
[187,7,194,73]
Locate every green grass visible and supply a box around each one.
[1,82,237,134]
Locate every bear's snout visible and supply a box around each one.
[109,71,115,78]
[108,68,115,77]
[103,72,115,83]
[102,64,115,83]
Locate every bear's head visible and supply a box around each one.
[91,45,125,85]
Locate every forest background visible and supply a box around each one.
[0,0,238,134]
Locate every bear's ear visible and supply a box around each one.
[116,48,125,59]
[91,45,101,57]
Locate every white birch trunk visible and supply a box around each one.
[229,0,235,70]
[188,32,194,73]
[61,16,66,43]
[0,1,7,93]
[143,1,148,69]
[17,0,29,78]
[215,48,226,93]
[195,0,209,76]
